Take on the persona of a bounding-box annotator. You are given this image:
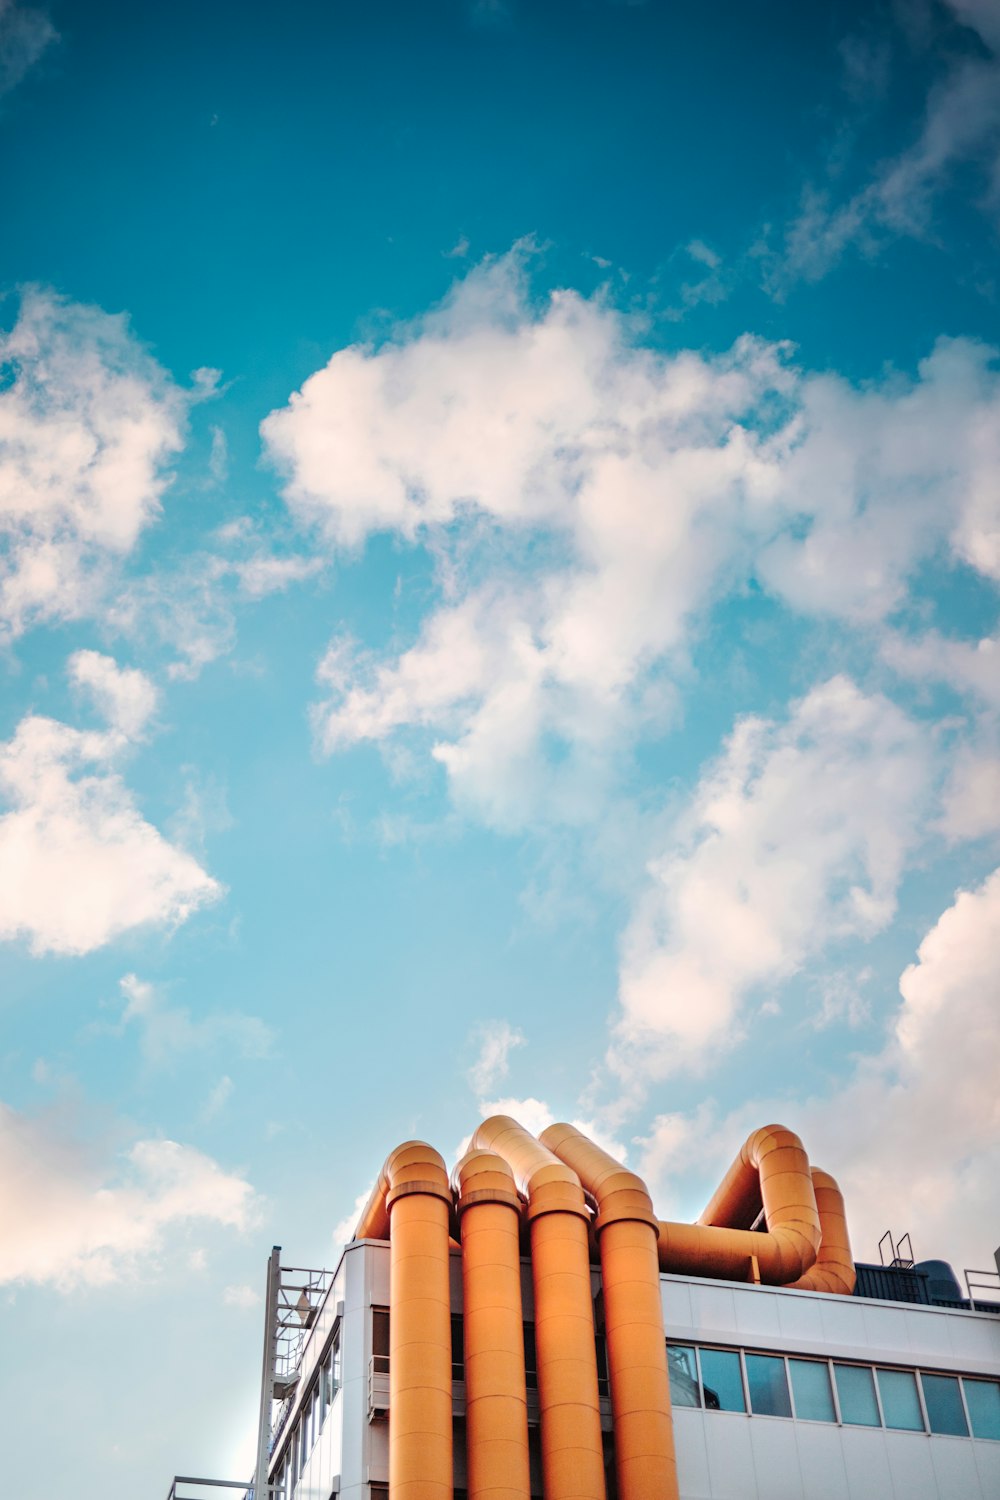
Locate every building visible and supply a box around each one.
[164,1118,1000,1500]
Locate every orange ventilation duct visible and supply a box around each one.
[788,1168,855,1295]
[354,1142,453,1500]
[472,1116,606,1500]
[540,1123,678,1500]
[353,1117,854,1500]
[453,1149,532,1500]
[657,1124,822,1284]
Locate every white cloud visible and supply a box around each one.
[68,650,159,738]
[756,338,1000,621]
[0,288,189,637]
[612,677,929,1078]
[223,1282,260,1309]
[475,1095,628,1164]
[807,866,1000,1272]
[477,1094,554,1139]
[631,870,1000,1271]
[0,1,56,97]
[202,1076,234,1121]
[264,252,1000,829]
[778,3,1000,285]
[333,1184,376,1249]
[466,1019,525,1095]
[116,975,271,1068]
[107,517,325,678]
[0,1106,258,1289]
[0,664,221,954]
[938,747,1000,840]
[882,627,1000,708]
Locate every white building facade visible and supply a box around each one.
[260,1241,1000,1500]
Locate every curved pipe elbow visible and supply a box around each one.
[787,1169,856,1295]
[540,1121,658,1231]
[452,1147,522,1215]
[472,1115,589,1221]
[352,1139,452,1241]
[700,1123,821,1277]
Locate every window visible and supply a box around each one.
[745,1353,792,1418]
[452,1314,465,1382]
[332,1324,343,1390]
[666,1344,700,1408]
[665,1339,1000,1444]
[965,1379,1000,1441]
[921,1373,968,1436]
[877,1368,924,1431]
[523,1322,537,1391]
[595,1333,610,1398]
[698,1348,745,1413]
[372,1307,390,1373]
[834,1363,880,1427]
[789,1359,835,1423]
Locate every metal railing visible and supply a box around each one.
[164,1478,252,1500]
[965,1266,1000,1307]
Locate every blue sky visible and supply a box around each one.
[2,0,1000,1494]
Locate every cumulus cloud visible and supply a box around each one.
[612,677,929,1078]
[883,626,1000,709]
[474,1095,627,1163]
[630,869,1000,1270]
[466,1019,526,1095]
[0,288,191,637]
[68,650,159,738]
[116,975,272,1068]
[0,1,56,97]
[938,748,1000,840]
[0,1106,258,1289]
[0,659,221,955]
[807,866,1000,1271]
[263,251,1000,828]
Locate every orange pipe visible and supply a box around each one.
[472,1116,606,1500]
[787,1168,855,1295]
[453,1150,531,1500]
[541,1123,678,1500]
[658,1124,822,1284]
[354,1142,453,1500]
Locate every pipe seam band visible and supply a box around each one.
[526,1199,590,1223]
[386,1178,454,1210]
[456,1186,522,1214]
[594,1206,659,1233]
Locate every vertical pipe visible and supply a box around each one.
[541,1124,678,1500]
[787,1169,855,1294]
[472,1117,606,1500]
[379,1143,454,1500]
[454,1150,531,1500]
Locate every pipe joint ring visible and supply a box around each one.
[526,1199,590,1223]
[456,1186,522,1215]
[594,1204,660,1233]
[385,1178,454,1211]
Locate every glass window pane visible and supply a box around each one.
[699,1348,746,1413]
[666,1344,700,1408]
[922,1373,968,1436]
[834,1364,880,1427]
[878,1368,924,1431]
[746,1353,792,1418]
[790,1359,836,1422]
[523,1322,537,1391]
[965,1380,1000,1440]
